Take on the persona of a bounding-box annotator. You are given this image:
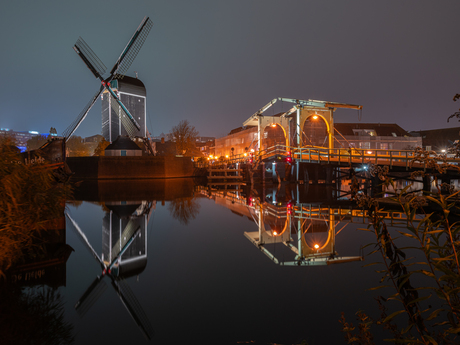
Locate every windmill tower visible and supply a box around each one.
[101,76,147,142]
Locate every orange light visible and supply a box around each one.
[312,115,318,120]
[314,244,319,249]
[367,151,372,154]
[225,155,229,158]
[273,231,278,236]
[271,123,277,127]
[243,153,247,157]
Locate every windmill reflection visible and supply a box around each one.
[66,200,155,340]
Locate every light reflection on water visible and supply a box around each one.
[5,178,417,344]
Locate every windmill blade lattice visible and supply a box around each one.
[110,17,153,80]
[75,276,108,317]
[113,279,155,340]
[63,86,104,140]
[74,37,107,79]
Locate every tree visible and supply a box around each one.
[0,136,71,275]
[27,134,48,151]
[93,137,110,156]
[49,127,57,136]
[171,120,200,156]
[66,136,90,157]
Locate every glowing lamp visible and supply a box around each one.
[312,115,318,120]
[314,244,319,249]
[225,155,229,158]
[273,231,278,236]
[271,123,277,127]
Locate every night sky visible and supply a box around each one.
[1,0,460,139]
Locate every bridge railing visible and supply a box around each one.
[249,144,460,171]
[212,144,460,170]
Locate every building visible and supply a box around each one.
[0,128,55,152]
[214,122,421,158]
[101,76,147,142]
[409,127,460,152]
[334,123,421,151]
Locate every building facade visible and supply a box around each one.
[334,123,422,151]
[101,76,147,142]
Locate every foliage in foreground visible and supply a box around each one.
[0,136,71,276]
[341,149,460,344]
[0,284,74,345]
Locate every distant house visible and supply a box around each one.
[334,123,421,150]
[409,127,460,152]
[104,135,142,156]
[152,138,177,156]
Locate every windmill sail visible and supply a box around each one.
[110,219,140,263]
[109,92,140,137]
[110,17,153,79]
[75,276,108,317]
[74,37,107,79]
[63,86,104,141]
[113,279,155,340]
[66,213,106,268]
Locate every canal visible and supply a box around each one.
[5,178,423,344]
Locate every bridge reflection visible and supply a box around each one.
[198,182,427,266]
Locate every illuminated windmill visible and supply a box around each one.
[63,17,153,141]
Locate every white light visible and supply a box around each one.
[29,131,39,134]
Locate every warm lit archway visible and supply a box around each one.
[262,123,287,151]
[302,115,328,147]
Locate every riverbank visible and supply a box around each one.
[66,156,194,180]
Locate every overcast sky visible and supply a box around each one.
[1,0,460,138]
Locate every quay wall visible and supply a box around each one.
[67,156,194,180]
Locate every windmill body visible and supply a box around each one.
[102,77,147,142]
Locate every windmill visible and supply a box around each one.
[62,17,153,142]
[66,211,154,340]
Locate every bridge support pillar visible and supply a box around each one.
[325,166,333,185]
[371,175,383,197]
[423,175,431,192]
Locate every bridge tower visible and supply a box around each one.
[243,98,362,151]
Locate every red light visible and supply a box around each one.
[107,82,110,86]
[286,157,292,163]
[287,151,291,155]
[287,210,291,215]
[249,159,253,163]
